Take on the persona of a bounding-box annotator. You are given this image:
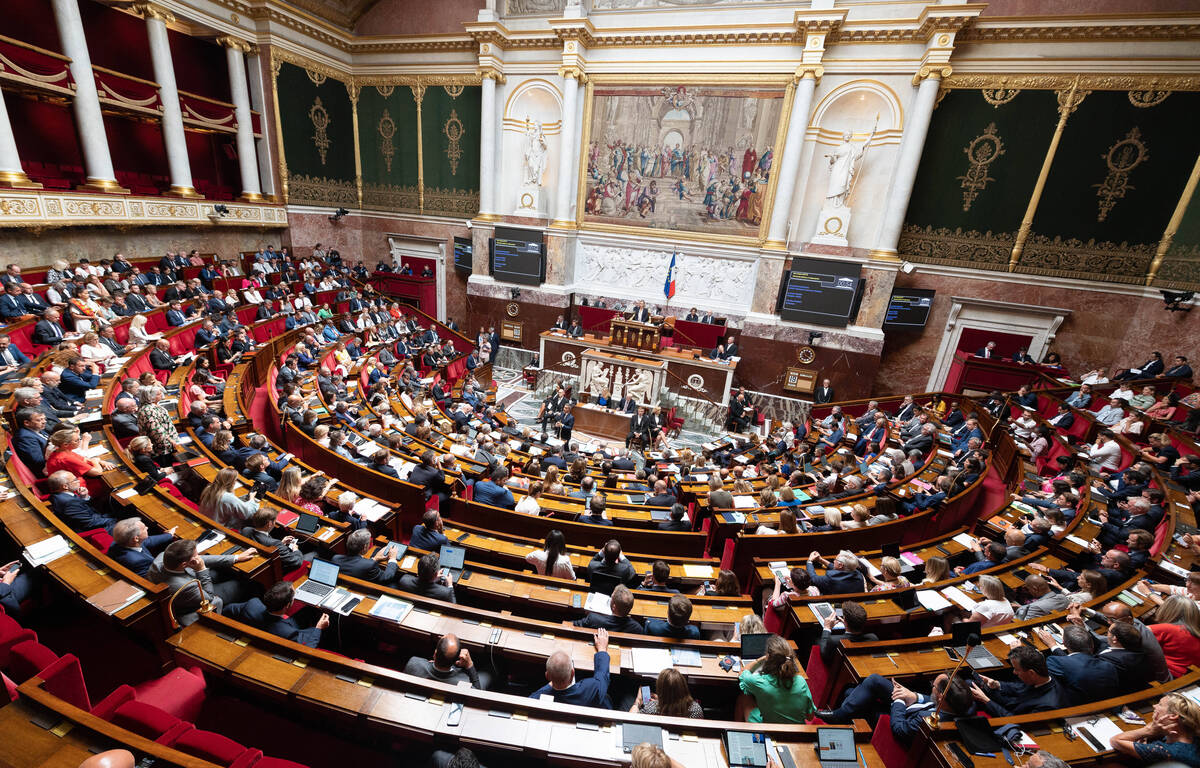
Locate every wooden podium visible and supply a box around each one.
[610,319,662,353]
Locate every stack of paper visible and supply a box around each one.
[732,495,756,509]
[952,532,978,549]
[941,586,977,611]
[23,535,70,566]
[630,647,672,675]
[916,590,952,611]
[196,531,226,553]
[1066,716,1125,752]
[682,564,714,579]
[583,592,612,615]
[354,498,391,523]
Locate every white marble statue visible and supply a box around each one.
[588,363,611,398]
[625,368,653,403]
[522,119,548,187]
[824,130,870,208]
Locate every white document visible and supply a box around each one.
[1066,716,1125,751]
[916,590,953,612]
[631,647,673,675]
[952,533,978,549]
[23,535,70,566]
[732,495,756,509]
[941,586,978,611]
[682,564,714,579]
[583,592,612,615]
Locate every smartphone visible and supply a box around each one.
[640,685,652,704]
[446,701,464,727]
[571,594,582,609]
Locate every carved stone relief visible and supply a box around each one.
[575,243,755,310]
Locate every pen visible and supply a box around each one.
[887,654,897,668]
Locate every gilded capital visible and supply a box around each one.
[558,65,587,84]
[913,64,952,86]
[216,35,253,54]
[477,67,506,84]
[793,64,824,85]
[132,1,175,24]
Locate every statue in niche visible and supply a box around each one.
[823,127,874,208]
[522,118,548,187]
[625,368,654,404]
[588,363,611,398]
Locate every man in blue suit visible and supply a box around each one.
[645,594,701,639]
[107,518,176,577]
[0,334,30,381]
[529,628,612,709]
[410,510,450,551]
[950,417,984,457]
[48,472,117,533]
[165,301,187,327]
[806,550,865,595]
[58,356,100,404]
[225,581,329,648]
[331,529,400,585]
[13,408,50,476]
[0,283,30,320]
[1038,624,1120,706]
[472,466,516,509]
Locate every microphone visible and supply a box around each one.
[964,633,981,648]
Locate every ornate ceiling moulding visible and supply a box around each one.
[941,73,1200,91]
[960,16,1200,43]
[351,73,483,87]
[270,46,352,82]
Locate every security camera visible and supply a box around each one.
[901,261,915,274]
[1161,290,1194,313]
[329,207,349,223]
[807,331,824,346]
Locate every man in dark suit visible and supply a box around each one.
[165,301,187,327]
[611,394,637,414]
[684,308,699,322]
[487,326,499,363]
[901,423,936,454]
[110,398,140,438]
[1161,355,1193,379]
[149,340,178,373]
[645,594,701,639]
[0,282,30,320]
[555,402,575,442]
[581,494,613,526]
[628,301,652,323]
[813,378,835,404]
[59,356,100,404]
[226,582,330,649]
[975,341,998,358]
[0,333,30,381]
[573,585,644,634]
[709,335,738,360]
[1096,619,1151,694]
[332,529,400,585]
[972,646,1066,716]
[397,552,457,603]
[658,503,690,532]
[13,408,50,475]
[586,540,636,589]
[31,308,66,346]
[1012,347,1035,363]
[473,466,516,509]
[48,471,117,533]
[626,405,653,448]
[529,628,612,709]
[1037,625,1119,706]
[643,480,676,508]
[806,550,865,595]
[818,601,879,665]
[409,450,451,508]
[1047,404,1075,429]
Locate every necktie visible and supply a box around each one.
[2,348,13,365]
[51,323,61,339]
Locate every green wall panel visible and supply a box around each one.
[358,84,420,213]
[276,62,357,207]
[420,85,481,217]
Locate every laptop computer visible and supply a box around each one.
[649,508,670,522]
[816,727,861,768]
[621,723,663,753]
[294,559,339,605]
[725,732,768,767]
[295,512,320,534]
[439,544,466,583]
[881,543,916,576]
[949,621,1000,669]
[740,633,770,660]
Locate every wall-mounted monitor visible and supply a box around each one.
[775,257,864,328]
[452,236,473,274]
[489,226,544,286]
[883,288,935,329]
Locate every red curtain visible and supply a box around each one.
[78,0,153,82]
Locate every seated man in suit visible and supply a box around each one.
[530,628,612,709]
[587,540,636,591]
[643,480,677,508]
[147,538,257,625]
[574,584,644,634]
[0,282,31,320]
[404,633,489,690]
[709,335,738,360]
[0,333,31,381]
[581,493,613,526]
[645,594,700,639]
[13,407,50,475]
[1160,355,1192,379]
[684,308,700,322]
[969,645,1066,716]
[658,503,691,532]
[640,561,679,594]
[31,308,67,346]
[332,529,400,586]
[241,508,307,572]
[1046,404,1075,430]
[472,465,516,509]
[411,510,450,552]
[48,471,118,533]
[818,672,974,743]
[1036,624,1120,706]
[818,600,878,665]
[107,518,177,577]
[1015,574,1070,620]
[58,356,100,404]
[225,581,329,649]
[805,550,865,595]
[975,340,998,358]
[1012,347,1036,364]
[398,552,457,603]
[1095,619,1151,695]
[149,339,178,373]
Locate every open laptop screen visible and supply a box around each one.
[309,558,339,587]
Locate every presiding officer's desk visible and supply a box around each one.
[171,612,887,767]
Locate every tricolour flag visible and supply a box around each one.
[664,249,677,300]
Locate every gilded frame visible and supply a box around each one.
[574,72,796,248]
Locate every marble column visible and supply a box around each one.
[551,70,580,228]
[141,3,198,197]
[219,38,262,201]
[764,69,819,249]
[477,72,499,219]
[0,91,40,188]
[51,0,123,192]
[245,51,276,197]
[872,69,946,259]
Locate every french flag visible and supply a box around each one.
[664,249,677,300]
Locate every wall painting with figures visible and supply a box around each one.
[579,80,790,242]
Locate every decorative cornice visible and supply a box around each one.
[960,14,1200,43]
[270,45,352,82]
[351,73,483,87]
[942,72,1200,91]
[0,189,286,229]
[131,1,176,25]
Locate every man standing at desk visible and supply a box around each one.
[555,402,575,442]
[628,300,653,323]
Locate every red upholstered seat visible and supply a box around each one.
[132,665,207,722]
[719,538,736,572]
[37,654,92,712]
[78,527,114,554]
[169,728,256,766]
[8,639,59,683]
[0,614,36,668]
[804,645,834,709]
[871,715,918,768]
[253,757,310,768]
[111,700,185,740]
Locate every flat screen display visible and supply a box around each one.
[883,288,935,328]
[490,226,544,286]
[775,257,864,327]
[452,236,472,274]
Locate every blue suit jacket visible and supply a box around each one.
[0,344,30,367]
[806,562,865,595]
[473,481,516,509]
[166,310,186,327]
[13,428,48,475]
[50,492,115,532]
[529,651,611,708]
[59,369,100,402]
[225,597,322,648]
[108,532,174,577]
[410,525,449,552]
[645,620,701,639]
[1047,651,1120,706]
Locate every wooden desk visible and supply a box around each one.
[610,318,662,353]
[571,402,632,442]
